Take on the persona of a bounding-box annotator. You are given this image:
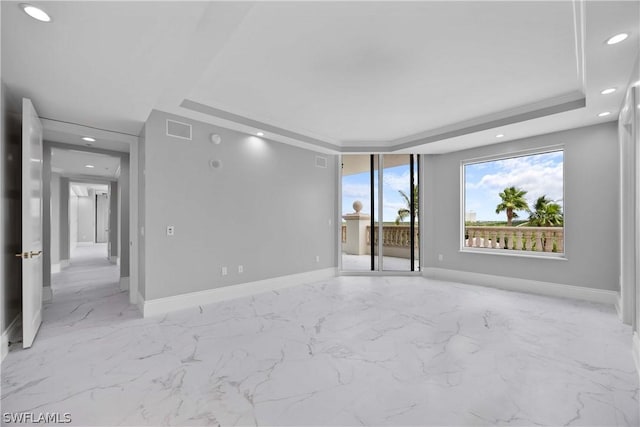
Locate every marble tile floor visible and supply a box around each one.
[341,253,420,272]
[53,243,117,292]
[1,263,638,426]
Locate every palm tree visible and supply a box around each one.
[495,186,529,226]
[395,185,419,225]
[528,195,563,227]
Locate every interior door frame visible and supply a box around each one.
[43,141,133,302]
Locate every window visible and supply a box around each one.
[463,149,564,256]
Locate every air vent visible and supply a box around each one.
[315,156,328,168]
[166,119,192,140]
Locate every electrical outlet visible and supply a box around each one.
[166,226,174,236]
[221,266,227,276]
[238,265,243,274]
[438,254,443,262]
[315,255,320,263]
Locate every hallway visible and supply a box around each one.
[38,243,136,345]
[53,243,116,291]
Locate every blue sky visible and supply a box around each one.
[342,165,414,222]
[465,151,563,222]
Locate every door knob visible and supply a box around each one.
[29,250,42,258]
[15,252,29,259]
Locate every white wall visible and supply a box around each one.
[423,121,619,291]
[140,110,337,301]
[77,191,95,243]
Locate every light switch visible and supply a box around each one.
[221,266,228,276]
[167,226,175,236]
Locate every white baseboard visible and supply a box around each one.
[120,276,129,291]
[633,332,640,382]
[51,263,61,274]
[1,314,21,363]
[422,267,619,305]
[615,294,623,321]
[140,267,338,318]
[43,286,53,302]
[136,290,145,315]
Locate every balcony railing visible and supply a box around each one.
[340,222,419,259]
[343,224,563,254]
[366,225,419,249]
[465,226,564,253]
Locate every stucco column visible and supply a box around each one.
[342,201,371,255]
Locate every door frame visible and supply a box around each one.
[338,154,424,276]
[43,141,135,302]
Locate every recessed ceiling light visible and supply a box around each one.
[256,132,264,137]
[606,33,628,45]
[495,134,505,138]
[85,164,95,168]
[600,88,616,95]
[21,3,51,22]
[598,111,611,117]
[82,137,96,142]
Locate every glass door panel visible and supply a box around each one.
[381,155,419,271]
[341,155,374,271]
[341,154,419,272]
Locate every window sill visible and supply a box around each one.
[459,247,568,261]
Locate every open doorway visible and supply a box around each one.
[47,146,122,297]
[69,182,110,265]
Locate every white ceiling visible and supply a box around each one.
[71,183,109,197]
[189,1,580,143]
[2,1,639,154]
[51,148,120,179]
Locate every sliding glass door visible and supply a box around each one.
[341,154,420,272]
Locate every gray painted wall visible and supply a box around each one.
[137,125,146,298]
[50,173,61,266]
[70,194,78,249]
[423,121,619,291]
[42,146,52,288]
[109,181,118,260]
[59,178,70,262]
[1,81,22,336]
[141,110,337,300]
[119,156,130,279]
[77,191,95,243]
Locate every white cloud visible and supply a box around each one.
[467,154,563,209]
[342,183,371,199]
[383,170,411,193]
[384,201,407,212]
